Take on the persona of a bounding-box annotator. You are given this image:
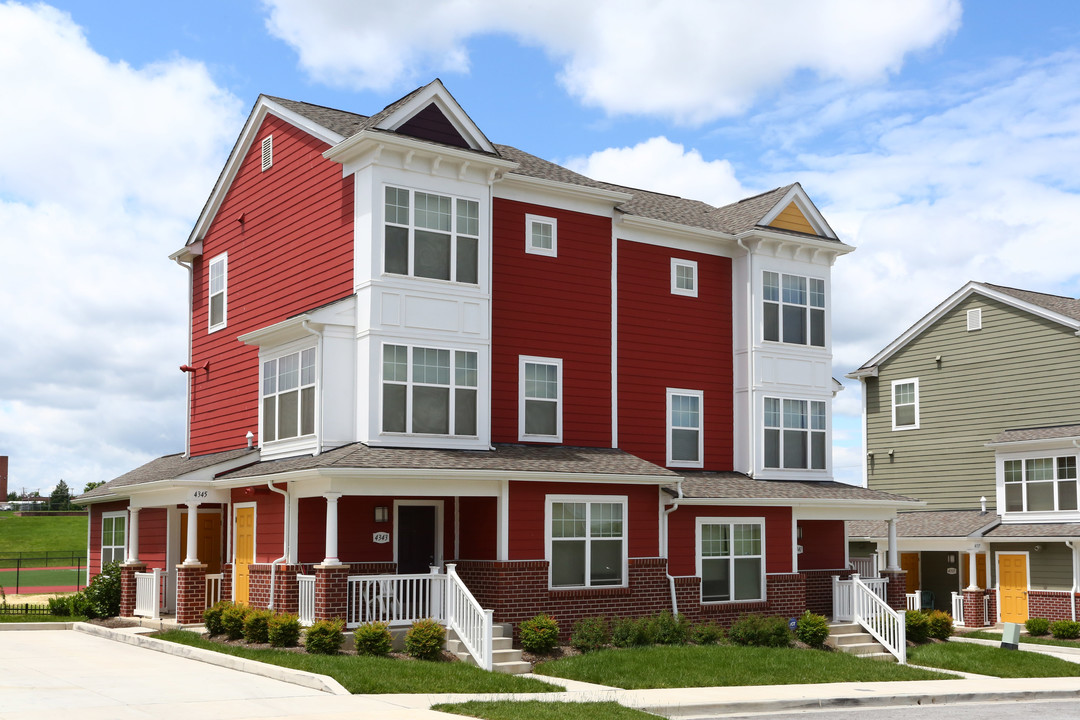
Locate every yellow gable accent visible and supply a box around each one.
[769,202,817,235]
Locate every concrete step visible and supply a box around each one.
[446,635,512,653]
[828,622,862,635]
[828,632,875,647]
[835,641,888,655]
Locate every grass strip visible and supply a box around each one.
[964,630,1080,650]
[909,641,1080,677]
[434,701,658,720]
[155,630,559,694]
[535,645,955,689]
[0,568,87,588]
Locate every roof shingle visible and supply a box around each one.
[667,472,920,503]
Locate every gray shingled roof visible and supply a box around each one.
[76,447,258,501]
[984,522,1080,538]
[848,510,999,539]
[991,424,1080,444]
[983,283,1080,322]
[666,472,920,503]
[218,443,675,480]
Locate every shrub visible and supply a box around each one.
[905,610,930,644]
[926,610,954,641]
[48,594,88,617]
[221,603,251,641]
[796,611,830,648]
[1049,619,1080,640]
[648,610,690,645]
[243,608,274,644]
[404,618,446,661]
[354,621,393,656]
[1026,617,1051,636]
[570,616,610,653]
[519,614,560,654]
[305,618,346,654]
[203,601,233,636]
[82,561,122,618]
[612,617,650,648]
[690,620,725,645]
[729,614,792,648]
[267,613,301,647]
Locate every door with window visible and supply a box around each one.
[998,553,1029,623]
[234,506,255,605]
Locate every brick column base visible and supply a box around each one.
[879,570,908,612]
[314,564,349,622]
[175,563,208,625]
[962,588,986,627]
[119,562,145,617]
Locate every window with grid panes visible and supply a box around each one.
[1004,456,1078,512]
[700,520,764,602]
[101,513,126,568]
[261,348,316,442]
[764,397,826,470]
[668,390,703,466]
[521,358,560,439]
[892,379,918,429]
[384,186,479,283]
[763,271,825,346]
[549,499,625,588]
[208,254,227,331]
[382,344,477,436]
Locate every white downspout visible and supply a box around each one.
[736,237,755,477]
[266,480,290,610]
[663,479,684,616]
[301,320,324,455]
[172,256,194,458]
[1067,540,1078,621]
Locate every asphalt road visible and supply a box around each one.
[720,698,1080,720]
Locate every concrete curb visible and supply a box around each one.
[73,623,351,696]
[0,622,74,631]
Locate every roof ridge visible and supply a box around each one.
[983,282,1078,301]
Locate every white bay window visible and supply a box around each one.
[262,348,316,442]
[382,344,478,436]
[763,271,825,347]
[764,397,826,470]
[384,186,479,284]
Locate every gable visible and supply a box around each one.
[396,103,470,149]
[372,79,496,153]
[767,202,816,234]
[756,184,836,239]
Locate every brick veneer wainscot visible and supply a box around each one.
[879,570,908,612]
[119,562,145,617]
[1027,590,1080,623]
[313,564,350,621]
[175,563,208,624]
[248,563,302,614]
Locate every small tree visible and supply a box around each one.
[83,481,105,494]
[50,480,72,511]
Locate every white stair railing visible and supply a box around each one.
[906,592,921,611]
[951,591,965,626]
[833,574,888,621]
[134,568,164,619]
[851,574,906,664]
[297,574,315,625]
[445,563,493,672]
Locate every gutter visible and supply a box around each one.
[663,478,684,617]
[172,254,195,458]
[1068,541,1079,622]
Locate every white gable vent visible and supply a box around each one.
[261,135,273,171]
[967,308,982,331]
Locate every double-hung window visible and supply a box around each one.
[382,344,478,436]
[699,518,765,602]
[763,271,825,346]
[892,379,919,430]
[262,348,316,442]
[671,259,697,296]
[668,389,703,467]
[1004,456,1078,512]
[525,214,557,257]
[384,186,479,283]
[520,356,561,441]
[764,397,826,470]
[101,512,126,568]
[548,496,626,588]
[208,254,227,332]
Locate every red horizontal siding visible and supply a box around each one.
[491,199,612,447]
[458,497,497,560]
[797,520,846,571]
[138,508,168,570]
[88,501,127,579]
[231,487,284,564]
[189,113,354,456]
[666,505,792,576]
[617,240,733,470]
[508,481,660,560]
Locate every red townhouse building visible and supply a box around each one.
[78,80,918,667]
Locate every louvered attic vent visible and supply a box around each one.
[261,135,273,171]
[967,308,982,331]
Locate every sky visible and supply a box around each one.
[1,0,1078,494]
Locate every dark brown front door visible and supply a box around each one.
[397,505,437,574]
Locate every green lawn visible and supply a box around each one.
[0,567,87,589]
[434,701,658,720]
[0,614,83,623]
[534,645,955,689]
[155,630,560,694]
[964,630,1080,650]
[0,511,87,565]
[908,641,1080,677]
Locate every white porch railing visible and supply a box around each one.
[134,568,165,619]
[851,575,906,664]
[833,574,889,621]
[445,563,494,672]
[205,573,223,608]
[297,574,315,625]
[951,591,965,625]
[346,569,444,627]
[848,556,879,578]
[906,592,921,611]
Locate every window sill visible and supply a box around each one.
[549,585,630,598]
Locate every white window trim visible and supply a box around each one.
[519,355,562,442]
[891,378,920,431]
[208,253,228,333]
[545,494,629,590]
[999,452,1079,517]
[380,342,480,438]
[696,516,767,604]
[763,396,829,472]
[259,343,318,448]
[101,510,127,571]
[261,135,273,171]
[762,270,827,347]
[671,258,698,297]
[967,308,982,331]
[667,388,704,468]
[525,214,558,257]
[382,184,482,285]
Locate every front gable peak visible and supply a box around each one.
[373,79,496,154]
[758,184,837,240]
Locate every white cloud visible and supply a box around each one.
[0,3,244,492]
[262,0,961,124]
[565,137,747,206]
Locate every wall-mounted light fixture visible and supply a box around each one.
[888,449,895,457]
[374,506,389,523]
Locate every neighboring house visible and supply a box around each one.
[76,80,917,646]
[848,281,1080,625]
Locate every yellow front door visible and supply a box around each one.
[234,507,255,605]
[998,553,1029,623]
[900,552,920,594]
[180,512,223,575]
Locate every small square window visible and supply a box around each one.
[525,214,557,257]
[671,259,698,297]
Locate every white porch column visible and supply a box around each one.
[322,492,343,566]
[126,507,140,564]
[886,518,900,571]
[966,548,981,590]
[183,502,200,565]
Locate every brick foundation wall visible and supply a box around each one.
[348,562,397,575]
[221,563,233,602]
[962,589,986,627]
[985,588,997,623]
[880,570,908,612]
[119,563,145,617]
[1027,591,1079,623]
[314,564,350,622]
[803,569,849,617]
[175,564,207,625]
[248,564,302,613]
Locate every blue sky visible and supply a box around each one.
[1,0,1078,493]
